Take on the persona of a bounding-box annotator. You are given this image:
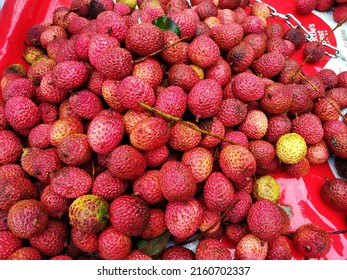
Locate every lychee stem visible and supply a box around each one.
[133,36,188,63]
[138,102,238,145]
[298,72,347,122]
[328,229,347,235]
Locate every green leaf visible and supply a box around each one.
[137,230,171,257]
[152,16,181,37]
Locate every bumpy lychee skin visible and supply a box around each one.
[159,160,197,202]
[232,72,265,102]
[188,78,223,119]
[165,198,203,239]
[235,234,268,260]
[168,122,202,151]
[188,36,220,68]
[130,117,170,151]
[253,51,286,78]
[117,76,155,111]
[125,23,163,56]
[142,145,169,168]
[0,230,23,260]
[109,195,150,237]
[276,132,307,164]
[161,246,195,260]
[98,226,132,260]
[40,185,69,219]
[320,178,347,212]
[29,219,68,257]
[219,145,257,184]
[226,42,255,73]
[7,199,49,239]
[125,250,152,260]
[69,194,109,233]
[225,223,249,245]
[5,96,41,131]
[28,124,52,149]
[21,147,61,184]
[216,98,247,128]
[154,86,187,120]
[92,170,128,201]
[292,113,324,145]
[51,60,89,91]
[293,223,331,258]
[51,166,92,199]
[140,208,167,240]
[107,145,147,180]
[195,238,232,260]
[0,163,26,179]
[71,227,98,253]
[69,90,103,120]
[2,77,36,101]
[8,247,42,260]
[87,110,124,154]
[0,130,22,165]
[169,10,197,40]
[133,170,164,205]
[199,117,225,149]
[50,117,84,147]
[203,172,234,212]
[159,30,190,65]
[247,199,283,242]
[167,63,200,93]
[239,110,268,140]
[260,83,293,115]
[57,133,92,166]
[212,22,244,51]
[303,42,325,63]
[88,33,120,67]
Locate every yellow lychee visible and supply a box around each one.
[253,175,281,203]
[276,133,307,164]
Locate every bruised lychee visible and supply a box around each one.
[130,117,170,151]
[51,166,92,198]
[87,110,124,154]
[303,42,325,63]
[219,145,257,184]
[125,23,163,56]
[107,145,147,180]
[226,42,255,73]
[293,223,331,258]
[216,98,247,128]
[57,133,92,166]
[195,238,231,260]
[21,148,61,184]
[260,83,293,115]
[188,36,220,68]
[199,117,225,149]
[69,194,109,233]
[247,199,283,241]
[92,170,128,201]
[7,199,49,239]
[165,198,203,239]
[159,160,196,202]
[188,78,223,119]
[140,208,167,239]
[109,194,150,236]
[167,63,200,93]
[203,172,234,212]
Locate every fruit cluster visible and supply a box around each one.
[295,0,347,23]
[0,0,346,260]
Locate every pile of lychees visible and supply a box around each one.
[0,0,346,260]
